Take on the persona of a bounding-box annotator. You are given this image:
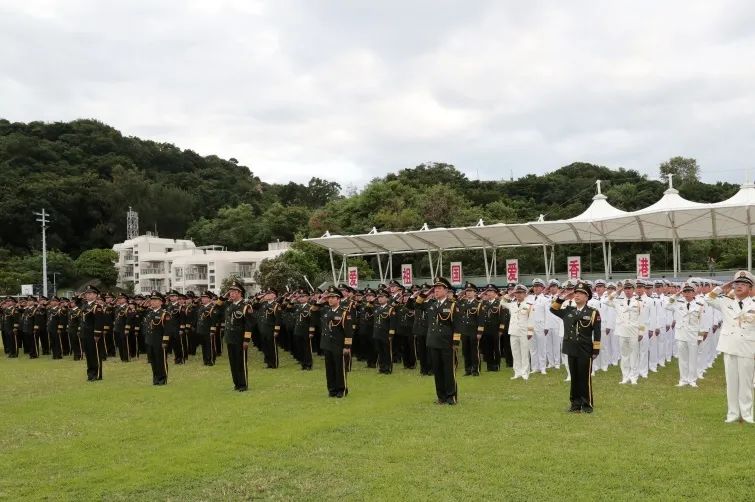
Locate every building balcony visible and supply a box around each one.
[141,267,166,276]
[183,273,208,282]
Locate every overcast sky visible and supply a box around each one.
[2,0,754,187]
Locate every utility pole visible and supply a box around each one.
[34,209,49,297]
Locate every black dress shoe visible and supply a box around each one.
[335,392,344,398]
[446,398,457,405]
[567,406,581,413]
[463,371,472,376]
[581,406,593,414]
[237,387,247,392]
[435,399,446,405]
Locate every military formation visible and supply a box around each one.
[1,271,753,422]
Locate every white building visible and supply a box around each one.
[113,234,289,295]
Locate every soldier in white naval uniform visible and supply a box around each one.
[705,271,755,424]
[665,282,704,387]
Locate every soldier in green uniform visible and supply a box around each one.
[479,284,508,372]
[372,288,396,374]
[195,291,221,366]
[410,284,432,375]
[113,293,133,362]
[224,280,254,391]
[288,288,316,370]
[356,288,377,368]
[142,291,174,385]
[253,288,282,369]
[415,277,462,405]
[164,290,184,364]
[45,296,66,359]
[319,286,353,398]
[67,297,83,361]
[458,282,482,376]
[1,297,21,358]
[550,281,601,413]
[79,285,105,381]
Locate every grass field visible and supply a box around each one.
[0,348,752,501]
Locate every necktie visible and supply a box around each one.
[687,303,690,310]
[626,299,630,306]
[739,300,743,310]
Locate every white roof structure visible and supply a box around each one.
[305,176,755,281]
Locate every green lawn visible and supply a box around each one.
[0,348,752,501]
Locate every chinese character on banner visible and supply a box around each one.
[347,267,358,289]
[450,262,463,286]
[567,256,581,280]
[505,259,519,283]
[401,264,413,287]
[636,254,651,279]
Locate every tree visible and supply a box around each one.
[74,249,118,286]
[659,157,700,185]
[254,249,321,292]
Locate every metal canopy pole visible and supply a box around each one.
[607,242,612,277]
[748,207,752,272]
[492,248,497,278]
[601,241,608,280]
[329,249,338,285]
[427,251,434,283]
[672,238,677,279]
[438,250,443,278]
[376,254,384,283]
[388,252,393,280]
[542,245,549,280]
[483,248,490,283]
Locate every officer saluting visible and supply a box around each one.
[550,281,601,413]
[223,280,254,392]
[79,285,105,381]
[319,286,353,398]
[142,291,174,385]
[415,277,461,405]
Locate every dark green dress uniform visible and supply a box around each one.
[35,302,49,355]
[179,302,196,358]
[479,296,508,371]
[1,301,21,357]
[21,303,41,358]
[458,292,482,376]
[45,302,66,359]
[319,289,353,397]
[142,306,174,385]
[550,283,601,413]
[372,300,396,374]
[195,298,221,366]
[253,297,282,369]
[67,303,83,361]
[356,299,376,368]
[164,300,184,364]
[398,301,416,369]
[224,294,255,391]
[113,302,133,362]
[410,294,431,375]
[79,299,105,381]
[290,300,316,370]
[415,278,462,404]
[101,303,116,358]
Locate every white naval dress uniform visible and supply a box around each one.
[705,288,755,423]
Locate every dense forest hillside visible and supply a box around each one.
[0,119,744,292]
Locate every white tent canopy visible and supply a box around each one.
[305,177,755,283]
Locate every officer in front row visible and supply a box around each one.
[319,286,353,398]
[79,285,105,381]
[142,291,175,385]
[415,277,461,405]
[224,280,254,392]
[550,281,601,413]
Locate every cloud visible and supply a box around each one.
[1,0,754,186]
